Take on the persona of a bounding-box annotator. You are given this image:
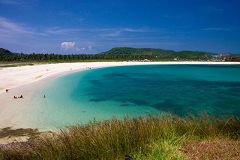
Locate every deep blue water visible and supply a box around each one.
[30,65,240,128]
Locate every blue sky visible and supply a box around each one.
[0,0,240,54]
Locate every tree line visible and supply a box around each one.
[0,47,238,62]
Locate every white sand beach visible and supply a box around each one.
[0,61,240,128]
[1,61,240,95]
[0,61,240,143]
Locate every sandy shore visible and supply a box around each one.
[1,61,240,95]
[0,61,240,143]
[1,62,240,125]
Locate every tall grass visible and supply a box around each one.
[134,136,187,160]
[0,115,239,160]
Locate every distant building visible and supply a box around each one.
[211,53,231,61]
[143,59,150,62]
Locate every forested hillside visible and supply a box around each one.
[0,47,237,62]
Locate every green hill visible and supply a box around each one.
[0,48,18,61]
[101,47,176,55]
[0,48,15,55]
[100,47,213,60]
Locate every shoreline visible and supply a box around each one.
[1,61,240,95]
[1,62,240,125]
[0,61,240,144]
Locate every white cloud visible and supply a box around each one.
[123,28,150,32]
[77,47,85,51]
[201,27,230,31]
[76,45,93,52]
[60,41,76,49]
[0,0,22,5]
[44,27,151,36]
[0,16,33,34]
[103,31,121,37]
[88,45,92,50]
[100,28,151,37]
[45,27,81,35]
[0,16,152,37]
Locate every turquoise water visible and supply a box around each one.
[29,65,240,129]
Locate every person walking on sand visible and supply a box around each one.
[19,95,23,98]
[5,89,9,93]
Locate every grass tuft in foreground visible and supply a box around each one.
[0,115,239,160]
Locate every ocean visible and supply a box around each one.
[27,65,240,129]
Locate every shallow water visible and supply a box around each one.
[27,65,240,129]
